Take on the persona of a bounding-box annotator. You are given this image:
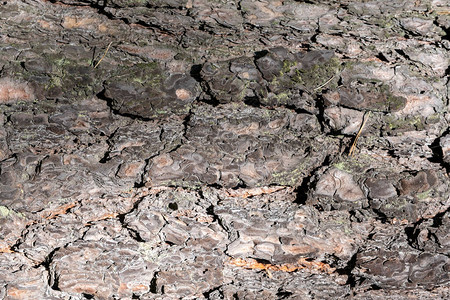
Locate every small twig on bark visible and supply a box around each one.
[313,74,336,91]
[313,65,345,91]
[94,42,112,69]
[349,111,371,157]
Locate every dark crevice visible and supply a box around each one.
[394,49,410,60]
[31,155,48,180]
[276,289,293,299]
[368,284,382,291]
[367,232,376,240]
[231,181,247,189]
[134,20,178,36]
[313,204,324,211]
[198,21,224,35]
[149,271,159,294]
[134,157,150,188]
[203,285,224,299]
[375,52,390,63]
[165,241,176,246]
[205,204,229,233]
[404,225,419,249]
[205,204,219,223]
[243,96,261,107]
[442,28,449,41]
[86,0,125,23]
[99,127,119,164]
[283,103,314,115]
[191,64,221,106]
[96,88,154,122]
[53,0,159,34]
[314,94,328,132]
[135,128,177,188]
[427,129,450,173]
[33,246,62,291]
[98,151,111,163]
[309,32,319,44]
[428,232,441,248]
[294,154,331,206]
[350,209,370,223]
[251,257,272,265]
[121,223,146,242]
[168,202,178,211]
[387,149,399,159]
[190,64,203,83]
[242,96,316,115]
[370,207,388,223]
[236,0,245,19]
[294,177,309,205]
[405,207,450,250]
[335,252,359,288]
[198,96,221,107]
[431,207,449,228]
[203,183,223,191]
[254,50,269,60]
[116,196,147,242]
[181,110,192,138]
[405,218,425,250]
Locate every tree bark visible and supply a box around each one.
[0,0,449,299]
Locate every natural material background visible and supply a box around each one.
[0,0,449,299]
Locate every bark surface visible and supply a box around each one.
[0,0,449,299]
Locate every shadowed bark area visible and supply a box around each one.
[0,0,449,299]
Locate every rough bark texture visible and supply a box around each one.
[0,0,449,299]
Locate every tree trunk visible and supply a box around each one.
[0,0,449,298]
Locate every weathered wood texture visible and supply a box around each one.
[0,0,449,299]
